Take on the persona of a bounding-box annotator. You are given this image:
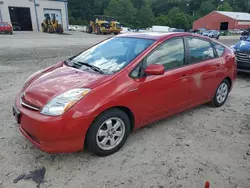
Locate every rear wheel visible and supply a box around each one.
[210,79,230,107]
[86,109,131,156]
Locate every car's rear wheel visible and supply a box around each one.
[86,109,131,156]
[211,79,230,107]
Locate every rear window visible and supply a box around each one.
[187,37,215,64]
[213,42,225,57]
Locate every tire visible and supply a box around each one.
[10,31,13,35]
[86,109,131,156]
[210,79,230,107]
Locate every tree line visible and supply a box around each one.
[68,0,250,30]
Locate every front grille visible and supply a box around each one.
[235,52,250,63]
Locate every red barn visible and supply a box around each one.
[193,11,250,30]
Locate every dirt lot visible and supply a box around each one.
[0,32,249,188]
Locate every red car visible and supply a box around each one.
[0,22,13,34]
[13,32,237,156]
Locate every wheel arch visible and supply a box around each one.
[84,106,135,146]
[224,76,232,90]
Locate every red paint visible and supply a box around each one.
[193,11,250,30]
[145,64,165,75]
[204,181,210,188]
[14,32,237,153]
[0,22,12,33]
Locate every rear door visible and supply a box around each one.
[185,37,223,106]
[133,37,193,124]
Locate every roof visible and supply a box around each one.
[216,11,250,21]
[117,32,192,40]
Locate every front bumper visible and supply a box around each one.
[13,91,95,153]
[237,61,250,73]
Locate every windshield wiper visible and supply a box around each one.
[77,61,104,74]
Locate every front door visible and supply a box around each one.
[136,37,192,124]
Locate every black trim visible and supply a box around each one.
[129,61,144,78]
[183,37,190,64]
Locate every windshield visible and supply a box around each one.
[245,36,250,41]
[101,23,110,28]
[116,23,121,29]
[70,37,155,74]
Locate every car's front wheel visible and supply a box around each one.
[86,109,131,156]
[211,79,230,107]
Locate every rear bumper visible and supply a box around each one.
[13,90,95,153]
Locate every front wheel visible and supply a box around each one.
[86,109,131,156]
[210,79,230,107]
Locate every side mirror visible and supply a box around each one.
[145,64,165,75]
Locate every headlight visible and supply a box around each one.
[40,88,91,116]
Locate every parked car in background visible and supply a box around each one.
[0,22,13,34]
[231,36,250,73]
[202,30,220,39]
[240,28,250,40]
[69,25,77,31]
[12,22,21,31]
[120,27,132,34]
[13,32,236,156]
[197,28,207,34]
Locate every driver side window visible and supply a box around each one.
[146,38,185,70]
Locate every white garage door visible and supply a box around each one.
[43,9,62,25]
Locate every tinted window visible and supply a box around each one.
[188,37,215,64]
[146,38,185,70]
[71,37,154,74]
[213,43,225,57]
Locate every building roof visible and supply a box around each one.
[216,11,250,21]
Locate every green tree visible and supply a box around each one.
[136,1,154,28]
[131,0,145,9]
[168,7,189,29]
[154,15,169,26]
[104,0,136,26]
[69,17,77,25]
[218,2,233,11]
[199,1,215,16]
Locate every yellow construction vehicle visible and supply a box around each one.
[41,13,63,34]
[86,15,122,35]
[109,17,122,35]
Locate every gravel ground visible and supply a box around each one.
[0,32,249,188]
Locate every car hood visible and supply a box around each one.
[234,41,250,53]
[22,65,109,108]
